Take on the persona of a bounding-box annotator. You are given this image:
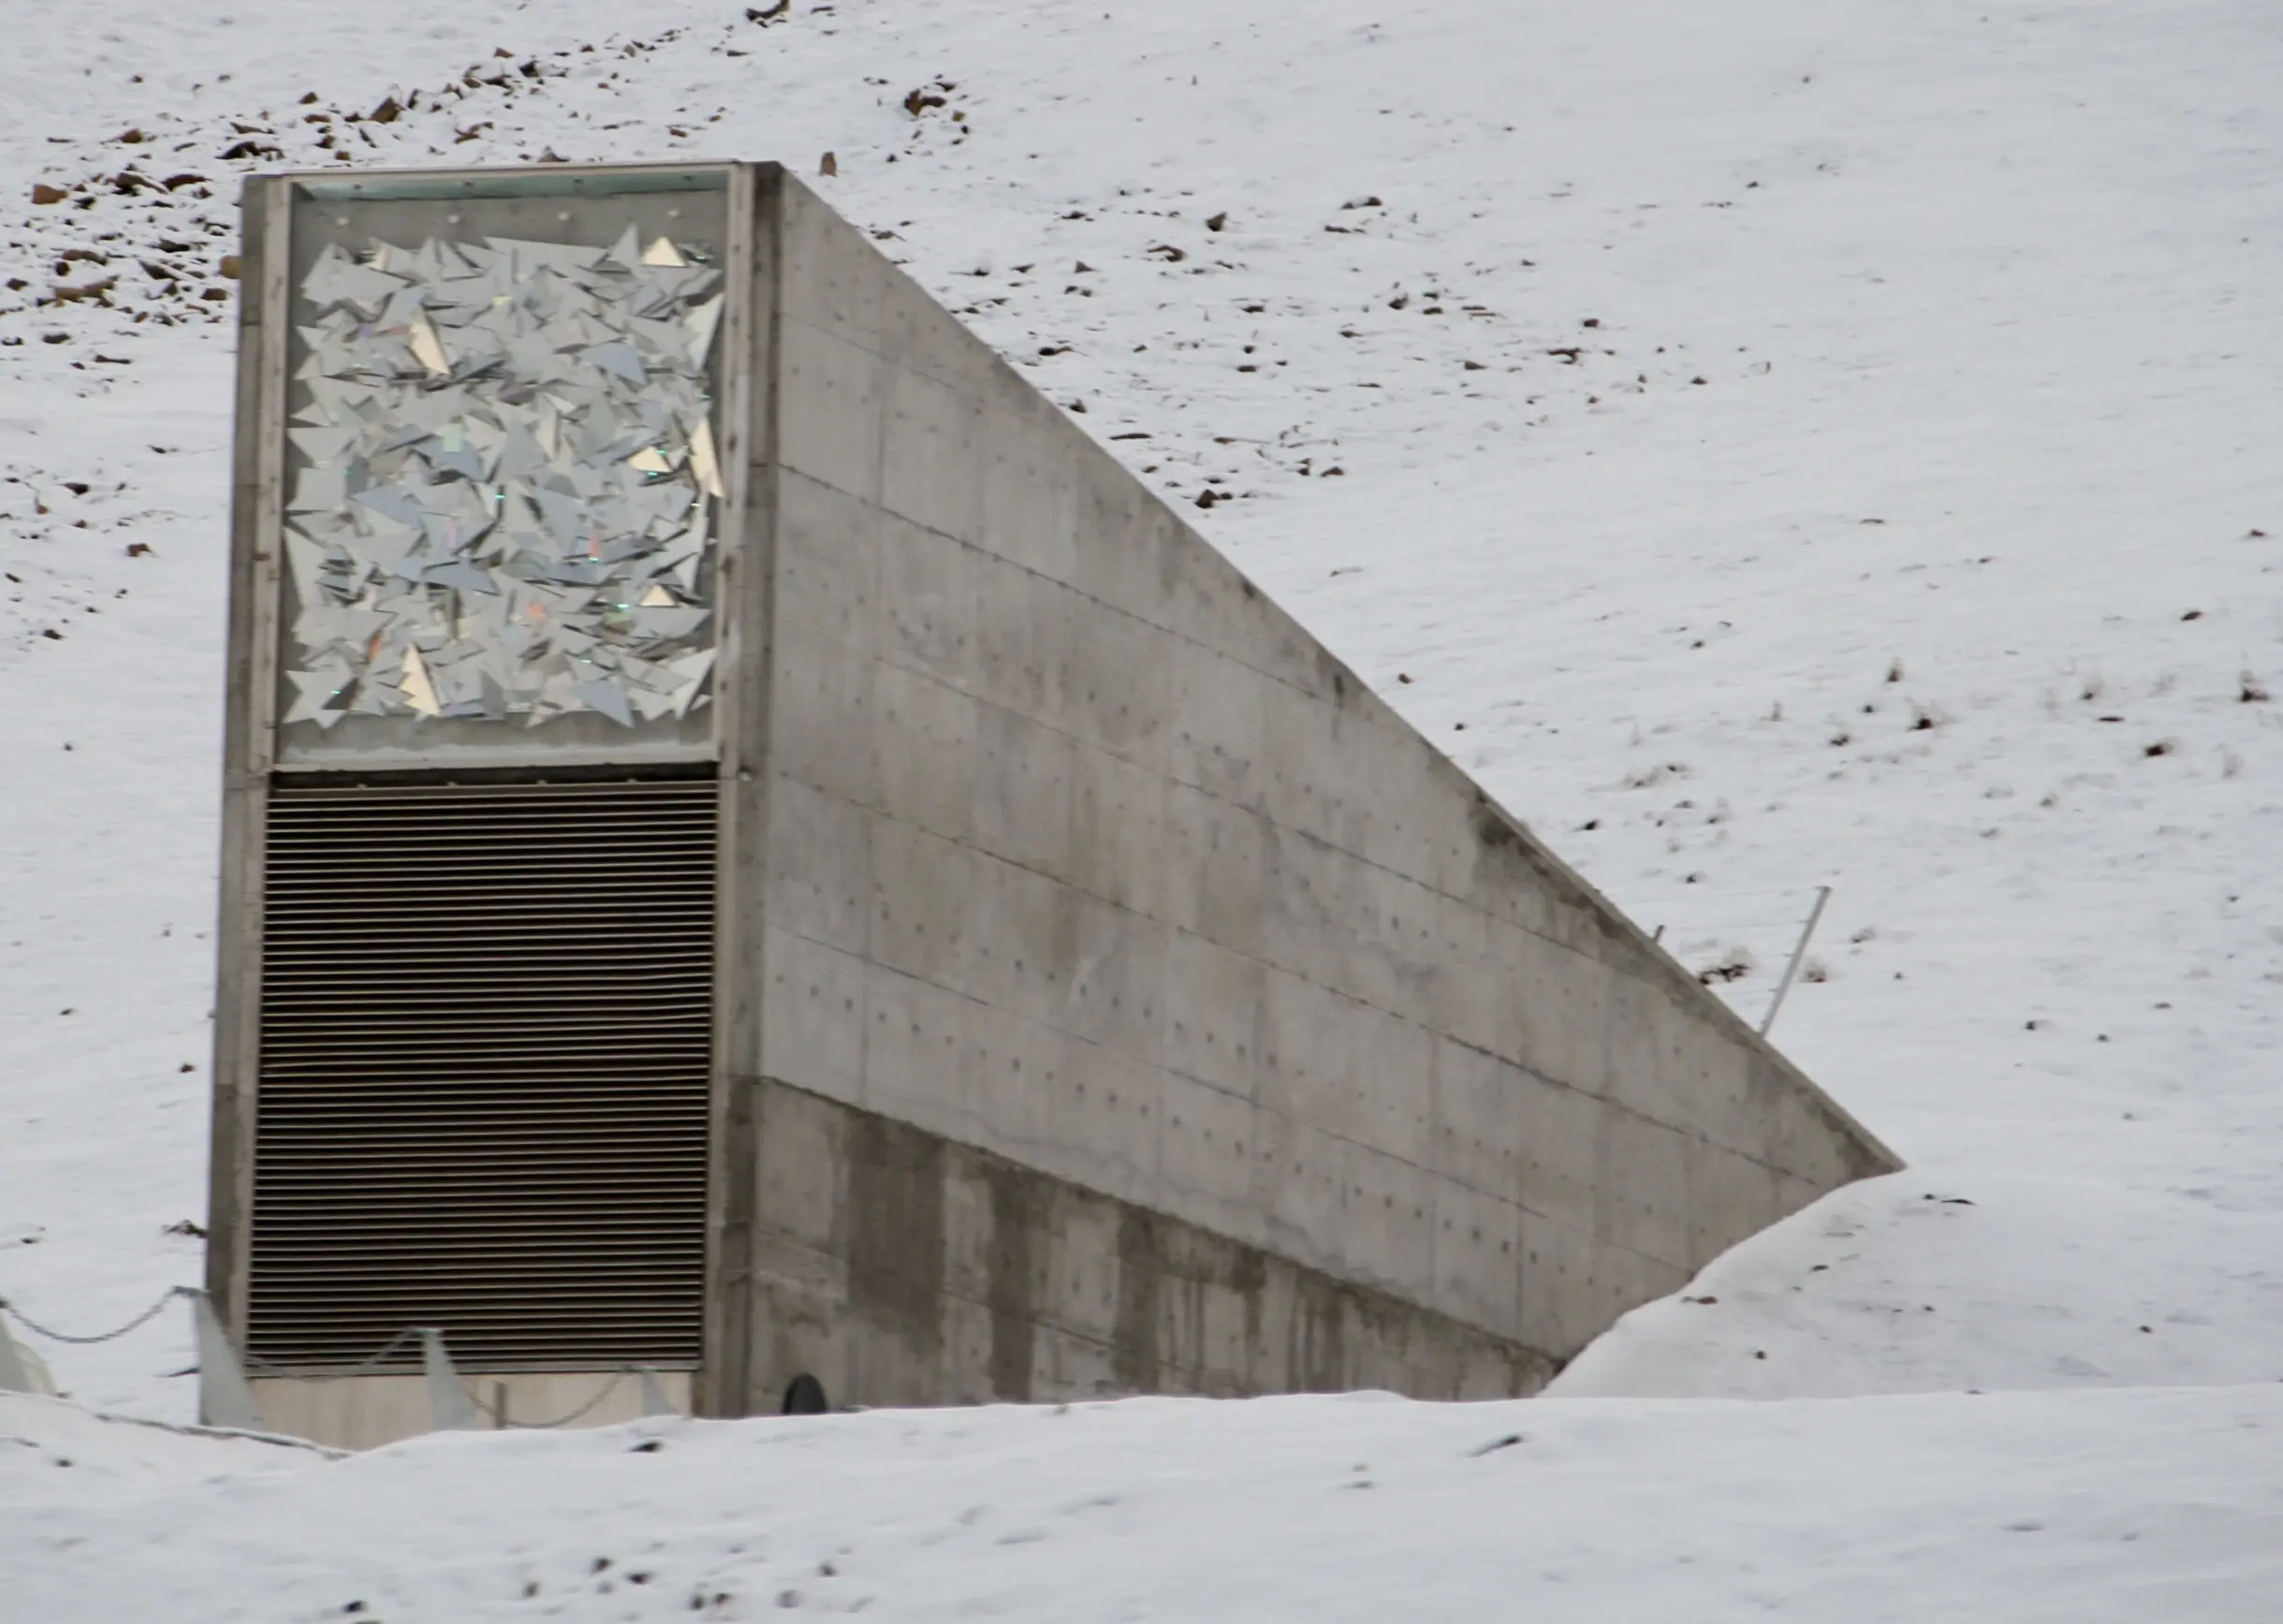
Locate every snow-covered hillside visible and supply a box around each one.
[3,0,2280,1613]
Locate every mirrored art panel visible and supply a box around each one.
[275,173,733,765]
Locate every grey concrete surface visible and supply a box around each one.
[212,165,1896,1437]
[744,1077,1555,1407]
[736,169,1899,1407]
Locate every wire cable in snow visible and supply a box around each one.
[0,1285,189,1345]
[239,1325,424,1381]
[461,1366,637,1429]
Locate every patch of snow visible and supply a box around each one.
[7,1385,2282,1621]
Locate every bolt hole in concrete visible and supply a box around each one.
[783,1372,831,1415]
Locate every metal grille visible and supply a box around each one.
[250,778,717,1371]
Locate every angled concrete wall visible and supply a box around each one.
[731,170,1897,1410]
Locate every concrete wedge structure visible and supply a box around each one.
[209,161,1898,1447]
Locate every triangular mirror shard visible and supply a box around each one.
[212,165,1896,1451]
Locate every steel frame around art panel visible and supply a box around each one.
[272,168,739,768]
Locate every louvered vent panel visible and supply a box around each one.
[250,778,717,1371]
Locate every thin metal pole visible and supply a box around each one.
[1761,885,1832,1036]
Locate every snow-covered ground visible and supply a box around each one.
[4,0,2280,1614]
[8,1383,2283,1622]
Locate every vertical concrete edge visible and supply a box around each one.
[702,160,786,1418]
[207,173,290,1339]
